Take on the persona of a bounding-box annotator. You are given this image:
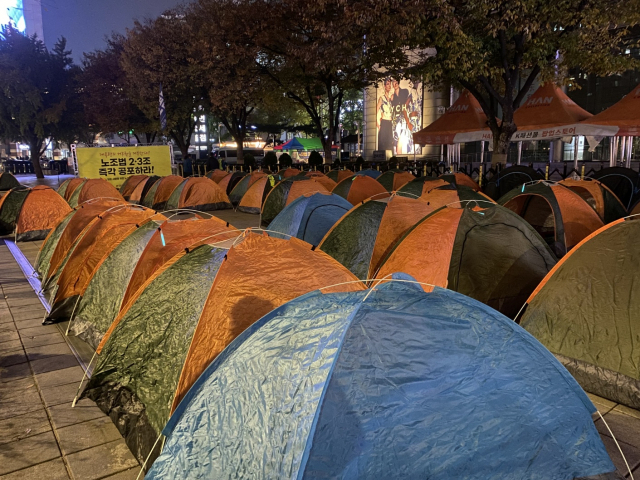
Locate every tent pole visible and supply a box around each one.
[620,136,627,165]
[609,137,614,167]
[480,141,485,164]
[517,142,522,165]
[573,137,579,172]
[627,136,633,168]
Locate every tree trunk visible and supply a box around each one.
[323,138,333,167]
[28,139,44,179]
[235,141,244,166]
[491,123,516,166]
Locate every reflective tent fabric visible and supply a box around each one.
[142,175,184,210]
[172,233,365,412]
[120,216,237,309]
[119,175,148,200]
[165,177,231,211]
[0,172,20,191]
[376,169,415,191]
[228,171,266,206]
[377,204,557,318]
[440,172,480,191]
[326,169,354,182]
[149,285,615,480]
[37,199,127,282]
[499,181,604,257]
[0,186,72,241]
[68,178,124,207]
[590,167,640,211]
[82,245,228,465]
[237,176,272,214]
[560,178,627,223]
[332,174,389,205]
[519,218,640,409]
[319,195,433,279]
[69,219,162,349]
[269,192,352,246]
[484,166,543,200]
[45,206,160,322]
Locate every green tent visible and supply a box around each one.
[519,217,640,409]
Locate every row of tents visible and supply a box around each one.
[29,196,631,478]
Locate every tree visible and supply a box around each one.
[400,0,640,163]
[263,150,278,170]
[121,9,207,160]
[279,152,293,168]
[0,26,85,178]
[248,0,387,162]
[82,34,157,144]
[187,0,267,164]
[308,150,323,169]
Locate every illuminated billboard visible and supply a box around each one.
[375,77,423,155]
[1,1,25,32]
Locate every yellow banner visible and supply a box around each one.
[76,146,173,189]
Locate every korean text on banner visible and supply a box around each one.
[76,146,172,189]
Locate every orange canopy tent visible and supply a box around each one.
[511,83,618,142]
[413,91,492,145]
[580,83,640,136]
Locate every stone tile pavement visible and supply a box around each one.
[3,236,640,478]
[0,239,140,479]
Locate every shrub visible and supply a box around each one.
[263,151,278,170]
[308,150,324,169]
[354,155,365,170]
[243,153,256,169]
[279,152,293,168]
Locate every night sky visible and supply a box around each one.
[41,0,183,63]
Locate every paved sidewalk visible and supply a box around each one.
[3,235,640,478]
[0,240,140,480]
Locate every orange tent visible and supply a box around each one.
[46,206,163,321]
[580,83,640,136]
[229,171,267,206]
[237,176,272,214]
[128,176,159,204]
[327,169,354,183]
[559,179,627,223]
[142,175,184,210]
[319,195,433,279]
[512,83,617,141]
[40,199,127,281]
[165,177,231,211]
[413,90,492,145]
[499,181,604,257]
[120,216,238,309]
[332,174,389,205]
[440,172,480,191]
[60,178,85,201]
[120,175,149,200]
[377,203,557,318]
[68,179,124,207]
[376,170,415,191]
[0,186,72,241]
[171,232,366,411]
[304,171,337,191]
[206,169,230,183]
[284,179,328,206]
[419,183,494,209]
[278,168,301,178]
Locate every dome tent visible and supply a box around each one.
[228,171,266,206]
[69,216,238,350]
[261,177,328,226]
[165,177,232,211]
[147,283,616,480]
[375,169,415,191]
[205,169,229,183]
[0,186,72,241]
[0,172,20,191]
[43,205,161,323]
[332,174,388,205]
[397,176,451,198]
[119,175,148,200]
[499,180,604,257]
[236,175,274,214]
[377,203,557,318]
[302,170,337,190]
[319,195,434,279]
[326,168,353,182]
[67,178,124,207]
[559,178,627,223]
[518,217,640,410]
[127,175,160,204]
[57,177,84,200]
[218,171,247,194]
[269,192,352,246]
[440,172,480,191]
[484,165,543,200]
[35,199,127,281]
[590,167,640,211]
[142,175,184,210]
[80,233,364,466]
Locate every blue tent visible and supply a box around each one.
[268,192,352,246]
[147,281,615,480]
